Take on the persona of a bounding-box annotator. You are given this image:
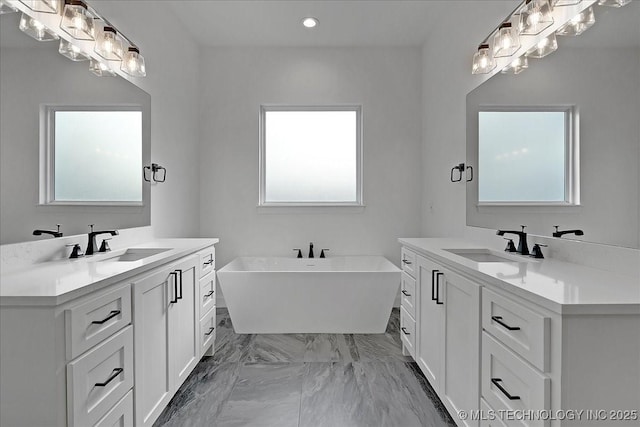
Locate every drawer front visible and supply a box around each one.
[480,398,508,427]
[400,306,416,359]
[482,288,550,371]
[66,284,132,360]
[67,326,134,427]
[400,272,416,318]
[199,272,216,319]
[401,247,416,278]
[482,333,550,427]
[199,247,216,278]
[94,389,133,427]
[200,308,216,356]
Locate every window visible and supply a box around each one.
[259,106,362,206]
[477,107,577,205]
[43,106,143,205]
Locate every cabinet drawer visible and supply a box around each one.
[480,398,508,427]
[199,272,216,319]
[199,247,216,278]
[66,284,132,360]
[400,306,416,358]
[401,247,416,278]
[482,288,550,371]
[94,389,133,427]
[67,326,134,427]
[200,308,216,356]
[482,333,550,427]
[401,272,416,319]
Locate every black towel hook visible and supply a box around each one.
[450,163,473,183]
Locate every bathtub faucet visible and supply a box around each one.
[309,242,314,258]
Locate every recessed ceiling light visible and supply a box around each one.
[302,17,319,28]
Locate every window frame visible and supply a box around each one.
[40,105,144,206]
[476,105,579,207]
[258,105,364,207]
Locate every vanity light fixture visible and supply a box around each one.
[552,0,583,5]
[0,0,18,13]
[18,12,58,40]
[501,55,529,74]
[121,46,146,77]
[20,0,58,13]
[556,6,595,35]
[472,44,497,74]
[598,0,632,6]
[525,33,558,58]
[94,26,124,61]
[89,58,116,77]
[493,22,520,58]
[302,17,319,28]
[58,38,88,61]
[519,0,554,35]
[60,0,94,41]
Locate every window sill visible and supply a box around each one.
[257,204,366,214]
[475,204,581,214]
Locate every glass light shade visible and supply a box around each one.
[121,47,146,77]
[557,7,595,36]
[493,22,520,58]
[20,0,59,13]
[598,0,632,7]
[501,56,529,74]
[58,38,88,61]
[519,0,554,35]
[0,0,19,14]
[526,33,558,58]
[472,44,497,75]
[89,59,116,77]
[94,26,124,61]
[19,13,58,41]
[60,0,94,41]
[552,0,582,5]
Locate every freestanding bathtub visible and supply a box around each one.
[217,256,401,333]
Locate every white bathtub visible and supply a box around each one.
[217,256,401,333]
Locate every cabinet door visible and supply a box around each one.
[441,269,481,427]
[133,267,173,427]
[416,255,444,390]
[169,255,199,387]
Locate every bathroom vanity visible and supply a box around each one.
[399,238,639,427]
[0,238,218,427]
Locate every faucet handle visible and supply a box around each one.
[99,238,112,253]
[530,243,547,259]
[66,243,84,259]
[293,249,303,258]
[553,225,559,233]
[88,224,95,232]
[320,249,329,258]
[503,239,517,253]
[520,225,527,232]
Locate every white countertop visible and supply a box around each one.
[0,238,218,307]
[399,238,640,315]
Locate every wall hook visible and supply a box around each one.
[450,162,473,183]
[143,163,167,183]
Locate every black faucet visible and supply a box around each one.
[553,226,584,238]
[33,224,63,238]
[309,242,314,258]
[86,224,119,256]
[496,226,529,256]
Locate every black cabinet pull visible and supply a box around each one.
[91,310,120,325]
[205,327,215,336]
[401,290,411,297]
[491,316,521,331]
[169,271,178,304]
[205,290,214,298]
[402,259,412,265]
[176,269,183,300]
[401,327,410,336]
[491,378,520,400]
[95,368,123,387]
[203,259,214,266]
[435,272,444,305]
[431,270,439,301]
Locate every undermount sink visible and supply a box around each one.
[443,248,525,263]
[99,248,170,262]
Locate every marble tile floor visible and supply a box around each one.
[154,308,457,427]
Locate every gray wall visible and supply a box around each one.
[199,47,423,276]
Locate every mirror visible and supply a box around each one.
[0,12,151,245]
[466,1,640,249]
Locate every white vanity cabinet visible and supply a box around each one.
[0,240,218,427]
[403,248,481,427]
